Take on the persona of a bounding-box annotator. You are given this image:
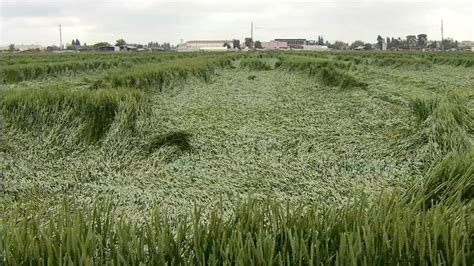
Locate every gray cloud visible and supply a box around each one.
[0,0,472,46]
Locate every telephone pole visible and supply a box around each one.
[59,24,63,50]
[251,22,254,48]
[440,19,444,50]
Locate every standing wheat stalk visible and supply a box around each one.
[0,87,4,193]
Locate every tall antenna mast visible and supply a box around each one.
[251,22,254,48]
[441,19,444,41]
[59,24,63,50]
[440,19,444,50]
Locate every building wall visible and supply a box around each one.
[274,39,306,48]
[302,45,329,51]
[261,41,288,49]
[185,41,229,48]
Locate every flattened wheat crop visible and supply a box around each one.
[2,86,144,143]
[95,56,232,90]
[1,50,473,264]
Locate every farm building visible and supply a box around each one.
[179,40,233,51]
[274,39,306,49]
[459,41,474,51]
[0,44,44,52]
[96,46,120,52]
[302,45,329,51]
[261,41,288,50]
[120,45,138,51]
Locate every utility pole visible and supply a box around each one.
[251,22,254,48]
[440,19,444,50]
[59,24,63,50]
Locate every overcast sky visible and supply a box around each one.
[1,0,473,46]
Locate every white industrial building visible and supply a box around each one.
[178,40,233,51]
[0,44,44,52]
[302,45,329,51]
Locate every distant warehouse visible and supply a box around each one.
[274,39,306,49]
[96,46,120,52]
[302,45,329,51]
[178,40,234,51]
[261,41,288,50]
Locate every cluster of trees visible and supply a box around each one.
[46,45,61,52]
[147,41,172,50]
[317,36,325,45]
[317,34,461,51]
[347,40,371,50]
[382,34,430,49]
[232,39,240,49]
[71,39,82,46]
[5,34,466,53]
[380,34,458,50]
[115,39,126,46]
[92,42,111,48]
[244,38,253,48]
[328,41,349,50]
[66,39,87,50]
[439,39,460,50]
[241,38,262,49]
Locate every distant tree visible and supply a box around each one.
[389,37,402,49]
[386,37,391,47]
[84,42,87,46]
[317,35,324,45]
[93,42,111,48]
[232,39,240,49]
[254,41,262,49]
[115,39,126,46]
[148,42,160,48]
[364,43,373,50]
[8,44,15,52]
[332,41,348,50]
[78,45,93,51]
[162,42,171,50]
[75,39,81,46]
[427,41,438,49]
[244,37,253,48]
[406,35,417,49]
[417,34,427,48]
[377,35,384,50]
[223,42,231,49]
[349,40,365,49]
[441,39,458,50]
[71,39,75,46]
[46,45,60,52]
